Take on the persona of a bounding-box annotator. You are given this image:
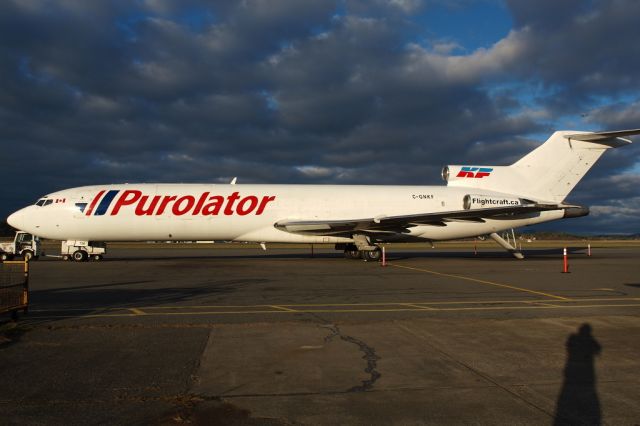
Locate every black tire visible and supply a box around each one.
[344,249,361,259]
[362,248,382,262]
[72,250,87,262]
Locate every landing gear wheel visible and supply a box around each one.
[344,249,362,259]
[92,254,103,261]
[62,255,70,261]
[1,253,10,262]
[22,250,34,262]
[72,250,87,262]
[362,248,382,262]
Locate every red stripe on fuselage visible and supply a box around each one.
[85,190,106,216]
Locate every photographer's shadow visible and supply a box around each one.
[554,323,602,425]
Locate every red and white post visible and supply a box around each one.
[562,247,569,273]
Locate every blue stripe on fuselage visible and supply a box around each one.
[94,190,119,216]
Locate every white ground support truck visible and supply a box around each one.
[0,231,40,261]
[61,240,106,262]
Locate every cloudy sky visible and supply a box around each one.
[1,0,639,234]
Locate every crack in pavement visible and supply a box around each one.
[321,322,381,392]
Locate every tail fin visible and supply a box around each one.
[445,129,638,202]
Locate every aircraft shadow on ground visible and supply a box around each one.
[104,252,343,261]
[3,247,563,330]
[29,277,266,309]
[0,284,224,348]
[2,276,273,333]
[386,247,586,262]
[95,247,586,262]
[554,323,602,426]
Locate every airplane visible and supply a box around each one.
[7,128,639,261]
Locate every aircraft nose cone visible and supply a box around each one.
[7,208,28,231]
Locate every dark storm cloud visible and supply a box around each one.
[1,0,638,233]
[506,0,640,108]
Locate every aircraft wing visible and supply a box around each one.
[275,203,579,236]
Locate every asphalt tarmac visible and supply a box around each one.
[1,244,640,425]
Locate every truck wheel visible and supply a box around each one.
[1,253,8,261]
[23,250,34,262]
[92,254,103,261]
[72,250,87,262]
[62,254,70,261]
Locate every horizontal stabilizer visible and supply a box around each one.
[563,128,640,145]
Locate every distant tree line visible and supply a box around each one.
[519,231,640,240]
[461,231,639,241]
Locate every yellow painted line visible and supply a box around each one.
[30,314,138,319]
[419,297,640,305]
[389,263,570,301]
[28,297,640,313]
[29,311,292,319]
[269,305,299,312]
[400,303,435,310]
[27,297,640,315]
[526,301,560,308]
[143,302,437,309]
[571,297,640,302]
[26,303,640,319]
[150,309,427,314]
[433,303,640,312]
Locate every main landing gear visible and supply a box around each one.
[338,235,383,262]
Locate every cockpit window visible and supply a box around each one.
[35,198,53,206]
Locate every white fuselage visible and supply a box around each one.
[8,184,564,243]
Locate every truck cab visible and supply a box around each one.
[0,231,41,261]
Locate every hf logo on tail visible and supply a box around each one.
[456,167,493,178]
